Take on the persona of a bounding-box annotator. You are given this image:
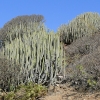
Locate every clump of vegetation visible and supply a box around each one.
[0,14,44,42]
[3,82,47,100]
[66,63,100,92]
[58,12,100,45]
[64,33,100,92]
[65,32,100,65]
[0,14,66,94]
[0,56,22,92]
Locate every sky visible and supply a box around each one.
[0,0,100,32]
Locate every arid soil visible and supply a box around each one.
[39,83,100,100]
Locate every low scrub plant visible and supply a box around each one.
[3,82,47,100]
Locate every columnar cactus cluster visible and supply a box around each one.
[58,12,100,44]
[1,24,66,90]
[0,15,44,41]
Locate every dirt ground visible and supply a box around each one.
[39,83,100,100]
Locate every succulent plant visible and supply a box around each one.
[58,12,100,45]
[0,14,44,41]
[0,22,66,91]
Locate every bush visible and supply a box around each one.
[64,33,100,92]
[4,82,47,100]
[65,50,100,92]
[0,56,22,92]
[65,33,100,64]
